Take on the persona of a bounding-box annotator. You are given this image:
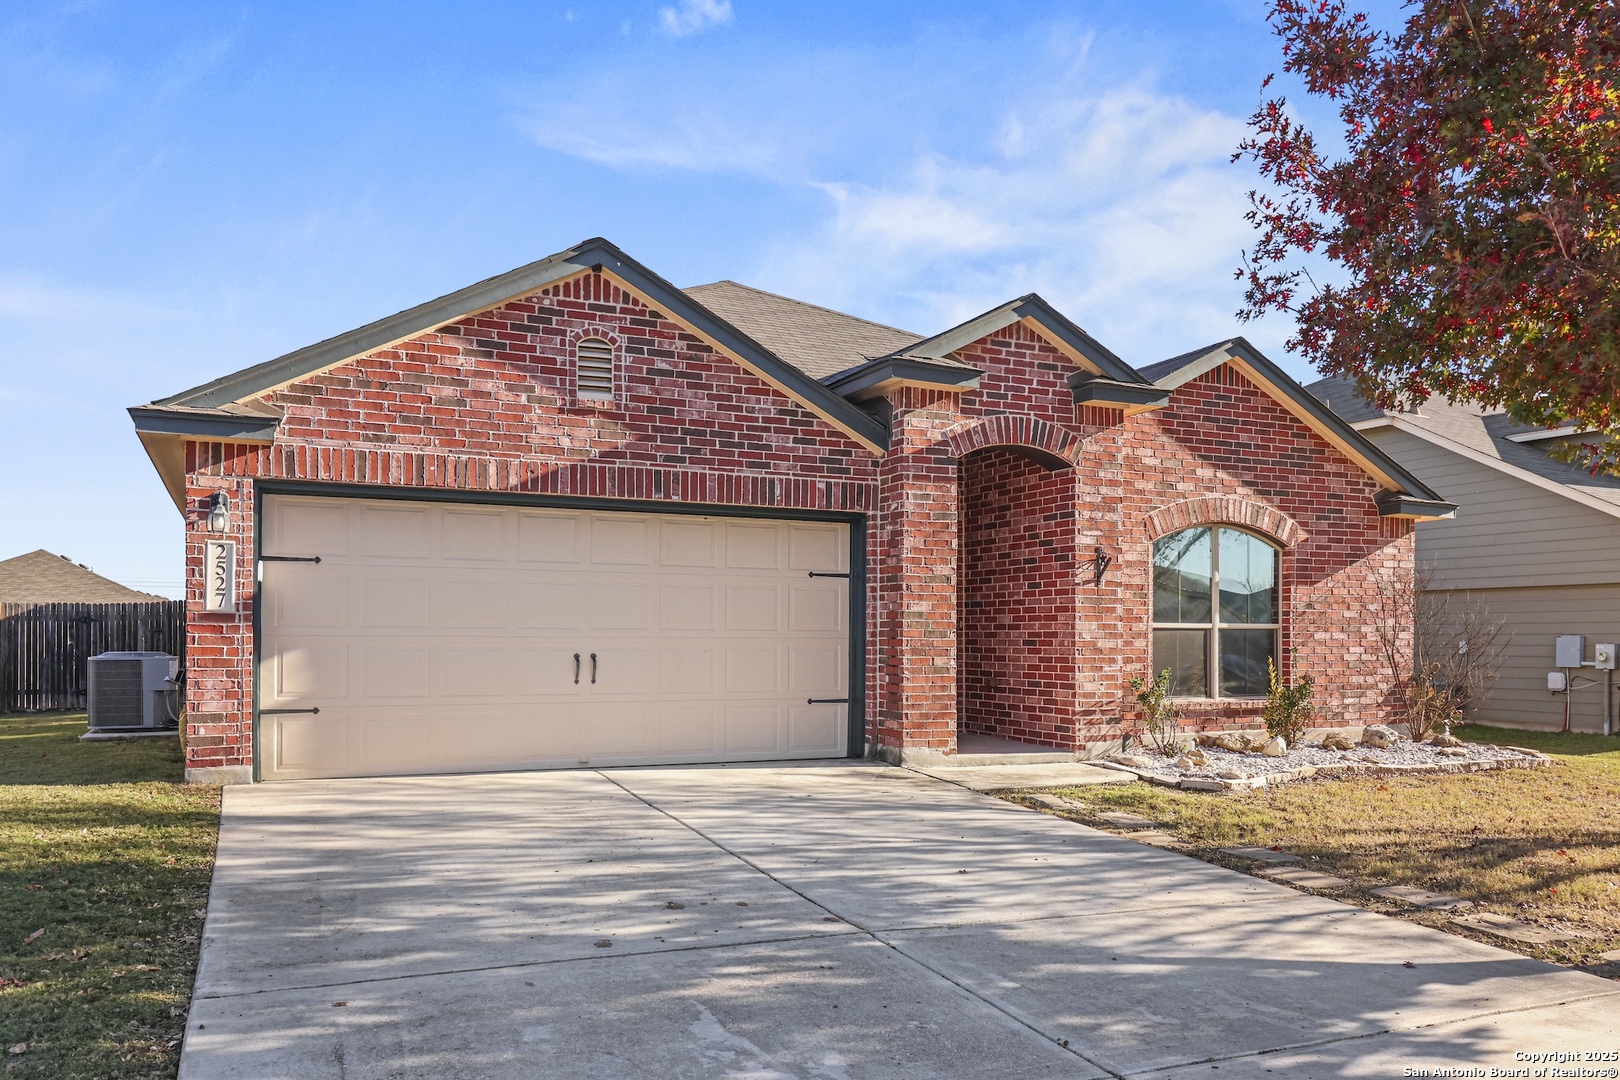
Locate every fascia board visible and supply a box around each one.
[1505,424,1594,444]
[823,357,983,402]
[144,237,890,454]
[901,306,1022,360]
[128,406,280,442]
[1068,372,1170,412]
[897,294,1150,388]
[1376,416,1620,523]
[1151,344,1233,391]
[156,245,600,409]
[1010,297,1146,384]
[1373,491,1457,521]
[1209,338,1448,502]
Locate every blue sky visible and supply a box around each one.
[0,0,1344,597]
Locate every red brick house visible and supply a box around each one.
[130,238,1453,783]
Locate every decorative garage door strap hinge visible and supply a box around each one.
[806,698,849,705]
[261,707,321,715]
[260,555,322,564]
[806,571,849,578]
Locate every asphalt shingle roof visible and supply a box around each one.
[684,281,923,381]
[1307,376,1620,511]
[0,550,164,605]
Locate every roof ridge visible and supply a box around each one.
[685,280,922,340]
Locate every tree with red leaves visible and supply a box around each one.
[1237,0,1620,463]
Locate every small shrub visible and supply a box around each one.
[1262,657,1313,745]
[1130,669,1183,756]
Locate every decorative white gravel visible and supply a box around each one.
[1130,738,1540,783]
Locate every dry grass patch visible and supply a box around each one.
[0,712,219,1079]
[1020,725,1620,974]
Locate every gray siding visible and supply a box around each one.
[1432,584,1620,734]
[1366,428,1620,589]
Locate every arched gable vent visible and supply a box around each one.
[576,337,615,401]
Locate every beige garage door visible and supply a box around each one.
[257,495,851,781]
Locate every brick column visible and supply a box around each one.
[870,388,962,762]
[183,451,257,784]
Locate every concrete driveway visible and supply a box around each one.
[182,762,1619,1079]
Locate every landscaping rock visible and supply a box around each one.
[1106,754,1157,770]
[1178,777,1227,791]
[1320,733,1356,751]
[1173,747,1209,769]
[1215,767,1246,780]
[1361,724,1401,749]
[1262,736,1287,757]
[1196,733,1253,753]
[1428,733,1464,748]
[1438,747,1468,758]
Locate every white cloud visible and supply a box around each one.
[660,0,733,38]
[511,22,1301,372]
[756,82,1289,368]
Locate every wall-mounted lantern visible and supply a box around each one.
[205,491,231,534]
[1082,545,1113,587]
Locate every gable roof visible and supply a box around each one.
[137,237,891,453]
[682,281,923,381]
[894,294,1148,385]
[1150,340,1454,518]
[1309,376,1620,519]
[0,550,163,605]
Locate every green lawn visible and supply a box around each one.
[1017,724,1620,974]
[0,713,219,1079]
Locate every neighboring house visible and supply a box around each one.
[129,237,1453,784]
[0,550,179,713]
[0,549,163,605]
[1311,377,1620,734]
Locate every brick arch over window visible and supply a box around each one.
[943,414,1083,470]
[1144,496,1305,549]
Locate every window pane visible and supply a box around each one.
[1152,528,1212,623]
[1217,530,1277,625]
[1219,628,1276,698]
[1153,629,1208,697]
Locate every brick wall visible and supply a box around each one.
[940,326,1412,752]
[178,280,1415,774]
[181,272,881,774]
[958,448,1078,748]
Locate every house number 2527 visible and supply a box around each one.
[204,540,237,613]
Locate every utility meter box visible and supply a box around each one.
[1556,634,1586,668]
[1596,643,1618,671]
[1548,670,1569,692]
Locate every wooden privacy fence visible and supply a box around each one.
[0,601,186,713]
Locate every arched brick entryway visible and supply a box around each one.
[955,438,1080,753]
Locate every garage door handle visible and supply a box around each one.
[262,707,320,715]
[807,698,848,705]
[573,654,580,685]
[807,571,849,579]
[590,653,598,684]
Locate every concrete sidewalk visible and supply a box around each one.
[182,762,1618,1078]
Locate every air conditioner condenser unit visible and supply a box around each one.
[87,652,181,731]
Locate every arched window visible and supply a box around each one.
[575,337,615,402]
[1151,526,1279,698]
